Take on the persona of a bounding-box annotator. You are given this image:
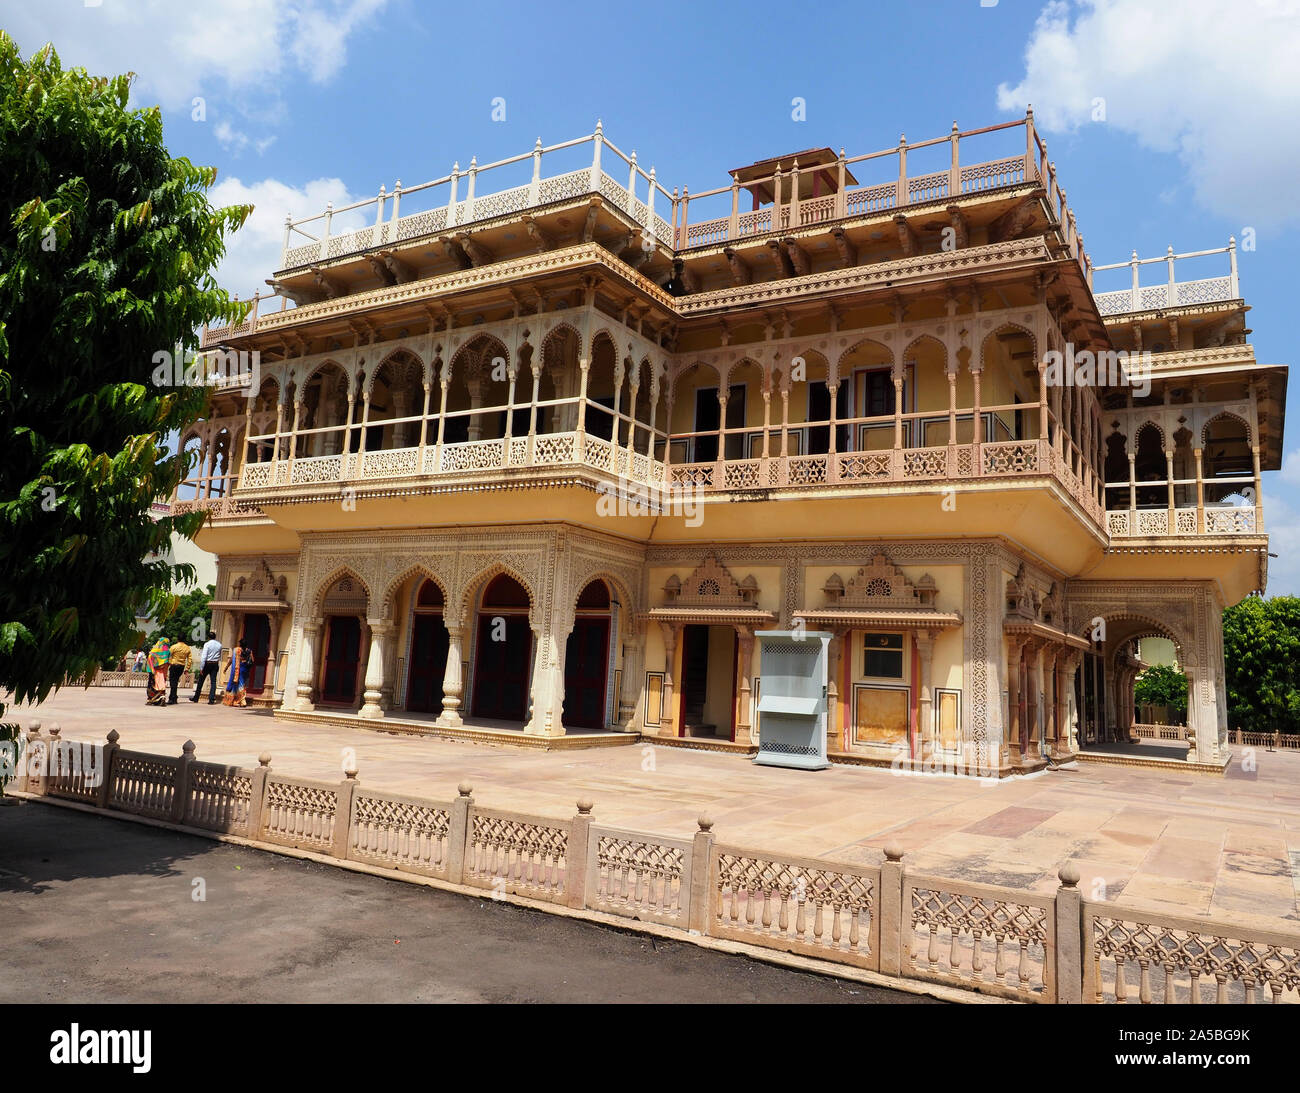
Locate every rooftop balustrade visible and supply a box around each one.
[1090,240,1240,317]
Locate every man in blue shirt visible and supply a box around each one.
[189,632,223,704]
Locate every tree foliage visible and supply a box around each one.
[145,583,214,649]
[1134,662,1187,717]
[1222,595,1300,734]
[0,37,250,764]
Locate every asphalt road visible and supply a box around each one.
[0,802,936,1004]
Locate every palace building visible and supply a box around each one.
[176,110,1286,774]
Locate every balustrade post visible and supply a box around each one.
[567,800,594,909]
[447,162,460,226]
[172,740,196,824]
[247,753,271,837]
[670,187,679,248]
[319,202,332,262]
[680,186,689,247]
[374,184,386,234]
[464,156,478,218]
[96,729,120,808]
[1252,445,1264,531]
[529,137,542,205]
[1129,249,1140,312]
[281,214,292,267]
[391,178,401,228]
[647,167,657,239]
[447,783,473,884]
[1055,863,1083,1003]
[1024,106,1037,182]
[879,843,905,977]
[730,174,740,238]
[835,152,846,218]
[688,815,715,935]
[949,120,960,194]
[591,120,603,179]
[1228,235,1239,298]
[627,151,638,209]
[896,134,907,207]
[332,761,358,860]
[17,722,40,795]
[772,166,783,232]
[789,159,801,226]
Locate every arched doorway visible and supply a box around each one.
[406,579,449,714]
[472,574,532,723]
[319,575,368,706]
[563,580,613,729]
[242,613,272,694]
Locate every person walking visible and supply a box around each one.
[145,638,171,707]
[189,631,223,704]
[167,637,193,704]
[222,638,245,706]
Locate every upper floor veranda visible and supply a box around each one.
[181,113,1286,590]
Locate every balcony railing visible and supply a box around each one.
[1106,504,1259,537]
[278,125,673,271]
[1091,240,1240,317]
[234,431,665,494]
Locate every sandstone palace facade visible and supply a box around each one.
[176,111,1286,775]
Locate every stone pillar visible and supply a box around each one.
[916,631,935,759]
[436,624,464,727]
[734,627,755,747]
[618,634,643,731]
[1006,634,1025,766]
[295,619,321,711]
[1064,652,1082,753]
[525,623,566,737]
[826,629,846,754]
[359,619,391,719]
[659,621,678,737]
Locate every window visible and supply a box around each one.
[863,633,904,679]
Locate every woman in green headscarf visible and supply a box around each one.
[146,638,171,707]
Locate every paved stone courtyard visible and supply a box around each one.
[10,687,1300,934]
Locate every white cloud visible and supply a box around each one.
[997,0,1300,225]
[208,175,368,300]
[1280,448,1300,487]
[5,0,387,111]
[1261,489,1300,597]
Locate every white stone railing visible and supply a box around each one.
[280,126,674,272]
[13,727,1300,1003]
[1107,505,1259,537]
[232,430,666,500]
[1091,241,1239,317]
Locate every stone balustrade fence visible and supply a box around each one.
[8,723,1299,1004]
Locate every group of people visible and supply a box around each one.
[138,632,256,709]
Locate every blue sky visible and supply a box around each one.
[6,0,1299,593]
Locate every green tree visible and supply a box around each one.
[0,38,250,785]
[146,583,214,648]
[1222,596,1300,734]
[1134,662,1187,718]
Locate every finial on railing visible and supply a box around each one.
[576,799,593,815]
[697,814,713,832]
[1058,862,1080,888]
[258,752,271,767]
[534,136,542,151]
[106,729,119,745]
[182,740,196,758]
[952,120,959,133]
[595,117,603,134]
[394,178,401,192]
[452,160,459,175]
[458,782,473,797]
[884,841,904,862]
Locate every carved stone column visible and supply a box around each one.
[359,619,392,719]
[734,626,755,747]
[1064,651,1082,753]
[618,634,643,732]
[1006,634,1025,766]
[826,627,847,754]
[437,624,465,727]
[915,631,936,759]
[525,623,566,737]
[295,619,321,712]
[659,620,679,737]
